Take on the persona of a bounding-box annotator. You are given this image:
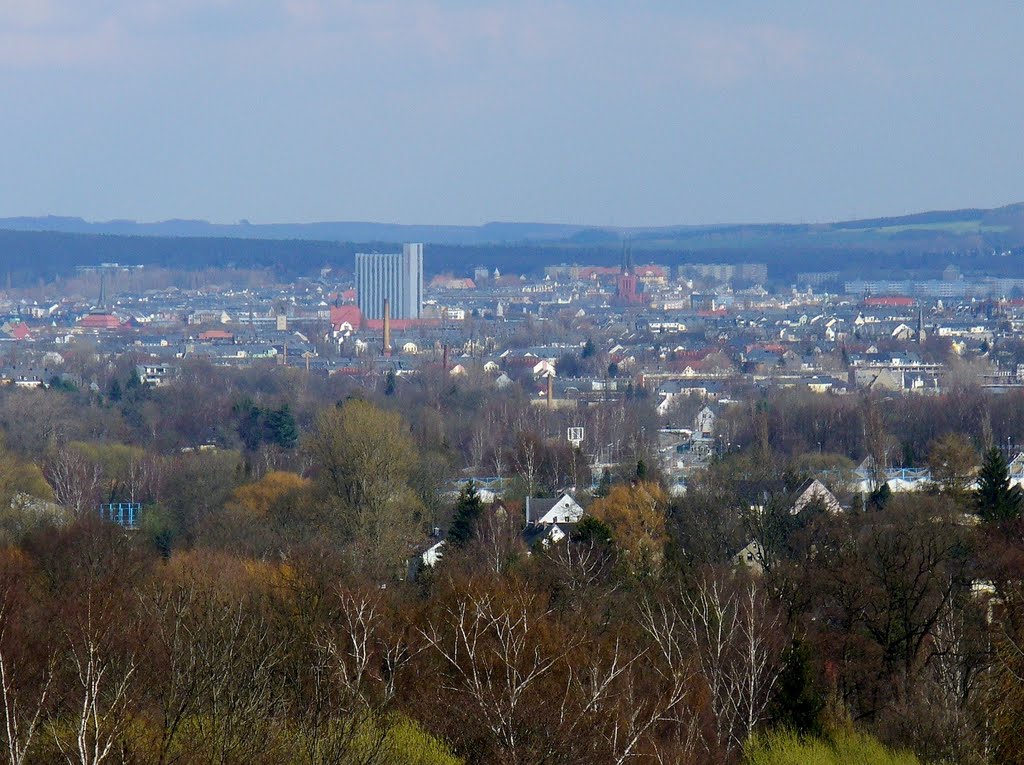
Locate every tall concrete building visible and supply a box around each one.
[355,243,424,320]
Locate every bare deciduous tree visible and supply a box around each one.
[192,603,283,765]
[419,590,576,765]
[43,446,102,517]
[58,599,138,765]
[513,433,540,498]
[687,575,782,759]
[0,601,52,765]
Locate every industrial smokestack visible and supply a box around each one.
[546,373,554,408]
[382,298,391,356]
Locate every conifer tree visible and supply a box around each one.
[448,480,484,547]
[975,446,1023,522]
[768,640,824,736]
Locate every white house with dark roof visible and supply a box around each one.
[521,493,585,549]
[525,493,584,526]
[791,478,842,514]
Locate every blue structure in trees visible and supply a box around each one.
[99,502,141,530]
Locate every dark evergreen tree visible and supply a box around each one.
[868,481,892,511]
[768,640,824,736]
[595,467,613,497]
[448,480,484,547]
[572,516,613,545]
[975,446,1023,522]
[124,369,142,394]
[234,399,264,451]
[265,405,298,449]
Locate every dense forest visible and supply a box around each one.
[0,355,1020,763]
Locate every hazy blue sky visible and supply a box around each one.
[0,1,1021,226]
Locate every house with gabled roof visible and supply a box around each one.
[523,522,578,548]
[525,493,584,525]
[734,540,767,576]
[520,493,585,549]
[791,478,842,514]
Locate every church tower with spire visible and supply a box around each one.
[615,238,640,304]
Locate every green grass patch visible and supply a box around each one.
[745,729,919,765]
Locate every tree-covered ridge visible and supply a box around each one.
[6,200,1024,285]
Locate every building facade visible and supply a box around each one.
[355,243,424,320]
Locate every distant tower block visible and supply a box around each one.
[276,313,288,331]
[355,243,424,320]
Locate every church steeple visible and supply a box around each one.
[616,236,640,304]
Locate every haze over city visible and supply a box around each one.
[2,1,1022,225]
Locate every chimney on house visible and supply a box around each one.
[383,298,391,356]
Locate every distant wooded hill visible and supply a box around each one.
[1,203,1024,285]
[4,203,1024,247]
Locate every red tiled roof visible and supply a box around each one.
[330,305,362,330]
[79,314,122,329]
[199,330,234,340]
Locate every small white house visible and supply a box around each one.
[734,540,767,575]
[525,493,584,525]
[421,539,446,568]
[791,478,842,514]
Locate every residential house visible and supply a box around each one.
[522,493,585,548]
[525,493,584,525]
[791,478,843,514]
[733,540,767,576]
[137,363,177,386]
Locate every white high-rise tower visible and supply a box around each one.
[355,243,424,320]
